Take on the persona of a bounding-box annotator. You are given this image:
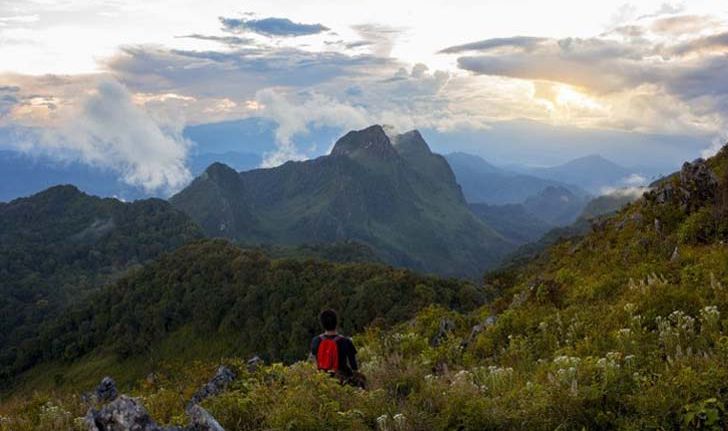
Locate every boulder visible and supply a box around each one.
[246,356,264,372]
[86,366,235,431]
[86,396,159,431]
[96,377,118,403]
[188,366,235,407]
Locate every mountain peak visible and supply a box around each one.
[565,154,621,168]
[392,129,432,156]
[330,125,399,161]
[203,162,238,177]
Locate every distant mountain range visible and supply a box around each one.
[0,150,261,202]
[0,116,647,205]
[445,152,588,205]
[171,125,514,277]
[521,154,636,194]
[522,185,590,226]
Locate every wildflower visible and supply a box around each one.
[377,414,390,431]
[624,303,637,315]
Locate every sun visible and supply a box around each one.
[555,85,602,111]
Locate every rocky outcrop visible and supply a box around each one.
[246,355,264,372]
[651,158,718,213]
[86,366,235,431]
[430,319,456,346]
[461,316,497,350]
[86,396,161,431]
[188,366,236,408]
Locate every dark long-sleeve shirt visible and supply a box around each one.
[311,334,358,376]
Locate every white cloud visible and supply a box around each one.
[255,88,369,167]
[700,134,728,159]
[621,173,647,186]
[599,185,650,198]
[25,80,192,193]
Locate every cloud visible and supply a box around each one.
[0,86,19,118]
[621,173,647,186]
[650,14,720,35]
[255,89,369,167]
[219,16,329,37]
[636,2,685,20]
[24,80,191,193]
[351,24,403,57]
[177,34,255,46]
[106,45,393,100]
[439,36,548,54]
[445,16,728,134]
[670,32,728,57]
[599,185,650,199]
[701,135,728,159]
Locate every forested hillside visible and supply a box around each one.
[2,239,483,388]
[0,186,202,380]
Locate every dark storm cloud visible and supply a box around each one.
[438,36,548,54]
[219,16,329,37]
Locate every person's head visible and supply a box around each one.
[319,309,338,332]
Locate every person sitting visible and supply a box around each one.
[310,309,365,388]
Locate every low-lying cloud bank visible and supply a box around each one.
[12,80,191,194]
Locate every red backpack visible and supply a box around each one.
[316,335,341,371]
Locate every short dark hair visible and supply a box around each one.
[320,309,338,331]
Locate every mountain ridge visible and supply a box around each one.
[171,125,513,277]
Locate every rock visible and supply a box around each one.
[671,245,680,262]
[510,288,530,308]
[96,377,118,403]
[654,183,675,205]
[461,316,497,350]
[430,319,456,346]
[188,366,235,407]
[186,405,225,431]
[246,355,264,372]
[87,366,235,431]
[86,395,159,431]
[651,159,717,213]
[679,159,718,212]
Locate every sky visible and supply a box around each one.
[1,0,727,192]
